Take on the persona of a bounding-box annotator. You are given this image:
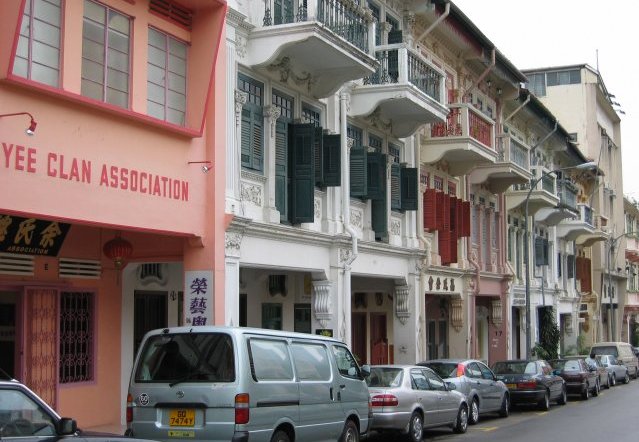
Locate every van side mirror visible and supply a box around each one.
[57,418,77,435]
[360,364,371,378]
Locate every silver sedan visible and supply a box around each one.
[367,365,468,442]
[597,354,630,385]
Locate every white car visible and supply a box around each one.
[597,354,630,385]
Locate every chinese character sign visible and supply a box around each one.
[0,214,70,256]
[184,271,213,326]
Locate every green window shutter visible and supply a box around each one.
[372,191,388,240]
[400,167,418,211]
[535,237,545,266]
[322,134,341,187]
[275,120,288,220]
[350,146,367,197]
[251,109,264,171]
[240,108,252,168]
[543,239,549,266]
[366,152,386,200]
[314,127,324,187]
[390,163,401,210]
[289,123,315,224]
[567,254,575,278]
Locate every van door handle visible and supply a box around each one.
[329,387,334,401]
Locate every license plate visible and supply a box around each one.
[506,383,517,389]
[169,409,195,427]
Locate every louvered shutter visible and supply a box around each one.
[535,237,545,266]
[391,163,401,210]
[350,146,367,197]
[584,257,592,292]
[461,201,471,237]
[435,192,446,230]
[423,188,437,230]
[449,196,458,241]
[275,120,288,219]
[450,231,458,264]
[400,167,418,211]
[289,124,315,224]
[567,255,575,278]
[442,193,451,233]
[372,197,388,240]
[543,239,549,267]
[241,108,252,167]
[456,198,463,238]
[439,230,451,265]
[366,152,386,201]
[322,134,341,187]
[314,127,324,187]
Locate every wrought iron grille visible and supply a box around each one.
[60,292,94,383]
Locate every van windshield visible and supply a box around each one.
[590,346,618,357]
[134,333,235,383]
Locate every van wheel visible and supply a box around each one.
[339,420,359,442]
[270,430,290,442]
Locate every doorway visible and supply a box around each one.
[370,313,388,364]
[0,292,18,377]
[134,291,167,356]
[351,313,367,364]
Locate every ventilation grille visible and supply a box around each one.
[59,258,101,279]
[0,253,35,275]
[150,0,193,29]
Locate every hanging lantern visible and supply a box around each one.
[103,233,133,269]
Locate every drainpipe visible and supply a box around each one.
[504,93,531,124]
[463,48,495,102]
[340,91,357,346]
[418,1,450,42]
[466,180,481,359]
[416,135,431,362]
[531,120,558,154]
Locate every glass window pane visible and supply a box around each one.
[33,19,60,46]
[147,82,165,104]
[291,343,331,381]
[169,38,187,58]
[106,87,128,108]
[107,67,129,92]
[108,11,130,35]
[81,78,103,100]
[167,90,185,111]
[83,20,105,44]
[20,16,30,37]
[82,58,103,83]
[31,62,59,87]
[83,0,105,24]
[34,0,61,27]
[32,41,59,68]
[168,73,185,94]
[147,100,165,120]
[168,54,186,76]
[15,35,29,58]
[166,109,185,125]
[148,45,166,68]
[107,48,129,72]
[148,28,166,50]
[250,339,294,381]
[108,29,129,52]
[82,38,104,63]
[147,64,165,87]
[13,57,28,77]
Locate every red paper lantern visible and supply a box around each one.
[103,233,133,269]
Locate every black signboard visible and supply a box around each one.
[0,214,71,256]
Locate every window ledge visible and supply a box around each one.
[3,75,201,138]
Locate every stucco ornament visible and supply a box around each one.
[225,232,242,256]
[234,90,248,126]
[264,105,281,138]
[240,182,262,206]
[394,285,410,325]
[312,280,332,328]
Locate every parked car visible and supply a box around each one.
[549,358,599,399]
[0,370,155,442]
[589,342,639,379]
[596,354,630,385]
[366,365,468,442]
[492,359,566,410]
[127,326,371,442]
[584,356,610,389]
[417,359,510,424]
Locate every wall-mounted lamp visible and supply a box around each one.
[496,87,503,96]
[486,79,492,88]
[0,111,37,135]
[188,160,212,173]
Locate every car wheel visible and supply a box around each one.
[582,383,590,400]
[406,412,423,442]
[605,374,611,389]
[499,394,509,417]
[270,430,290,442]
[634,368,639,380]
[611,374,617,386]
[557,386,567,405]
[593,379,600,397]
[468,398,479,425]
[339,420,359,442]
[453,405,468,434]
[538,391,550,411]
[623,371,630,384]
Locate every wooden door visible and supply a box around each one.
[351,313,367,364]
[370,313,388,364]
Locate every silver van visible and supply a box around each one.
[589,342,639,380]
[126,326,372,442]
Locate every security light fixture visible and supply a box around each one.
[0,111,37,135]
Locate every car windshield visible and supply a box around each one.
[0,388,57,437]
[367,367,403,388]
[552,360,580,371]
[134,333,235,383]
[421,362,458,378]
[590,346,617,357]
[492,361,536,375]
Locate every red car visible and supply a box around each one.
[549,358,600,399]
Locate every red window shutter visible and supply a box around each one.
[439,229,451,265]
[449,196,458,241]
[450,232,458,264]
[442,193,451,232]
[584,257,592,292]
[456,198,463,240]
[461,201,471,237]
[423,188,438,230]
[435,191,446,230]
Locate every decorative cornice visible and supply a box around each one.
[395,285,411,325]
[264,105,282,138]
[225,232,242,257]
[241,169,267,183]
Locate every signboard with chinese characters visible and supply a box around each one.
[184,271,213,326]
[0,214,70,256]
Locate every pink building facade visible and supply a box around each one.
[0,0,226,429]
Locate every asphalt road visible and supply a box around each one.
[367,378,639,441]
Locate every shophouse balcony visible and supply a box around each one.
[505,166,559,215]
[246,0,378,98]
[349,42,448,138]
[420,104,497,176]
[574,208,609,247]
[470,133,531,193]
[556,204,597,241]
[536,179,579,225]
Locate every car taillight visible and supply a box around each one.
[126,393,133,423]
[517,380,537,389]
[371,394,399,407]
[235,393,250,424]
[456,363,465,377]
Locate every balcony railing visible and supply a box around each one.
[431,104,494,148]
[496,136,529,169]
[557,180,578,210]
[263,0,370,52]
[513,167,556,192]
[578,204,594,226]
[363,44,444,102]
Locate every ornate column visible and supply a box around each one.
[224,231,243,326]
[403,11,416,48]
[263,105,282,221]
[231,90,248,213]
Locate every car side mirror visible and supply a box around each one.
[57,418,77,435]
[360,364,371,378]
[446,381,457,390]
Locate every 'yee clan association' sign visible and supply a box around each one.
[0,214,70,256]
